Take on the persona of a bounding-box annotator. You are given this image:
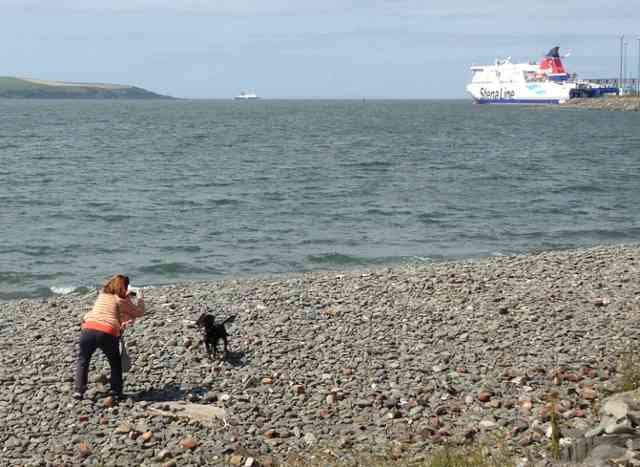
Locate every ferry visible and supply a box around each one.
[466,47,618,104]
[234,91,259,100]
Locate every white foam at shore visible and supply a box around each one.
[50,286,77,295]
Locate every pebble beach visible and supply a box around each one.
[2,244,640,466]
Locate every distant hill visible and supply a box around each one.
[0,77,173,99]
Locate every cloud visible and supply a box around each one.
[2,0,346,15]
[5,0,635,18]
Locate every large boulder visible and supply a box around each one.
[561,390,640,466]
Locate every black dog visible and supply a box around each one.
[195,313,236,359]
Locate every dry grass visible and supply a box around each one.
[616,345,640,393]
[279,443,515,467]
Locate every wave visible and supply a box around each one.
[164,245,202,253]
[208,198,243,207]
[549,184,607,194]
[365,208,412,216]
[0,271,63,285]
[85,213,133,223]
[168,199,202,207]
[306,253,371,266]
[50,285,93,295]
[0,286,54,301]
[139,262,221,275]
[339,161,394,169]
[0,245,57,256]
[299,238,338,246]
[191,181,234,188]
[417,212,448,226]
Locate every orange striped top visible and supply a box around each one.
[82,292,145,337]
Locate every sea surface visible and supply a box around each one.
[1,99,639,300]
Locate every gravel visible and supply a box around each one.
[1,243,640,466]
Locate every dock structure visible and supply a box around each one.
[587,78,638,86]
[584,78,640,95]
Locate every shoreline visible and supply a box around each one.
[1,244,627,304]
[2,243,640,465]
[0,251,513,303]
[561,95,640,111]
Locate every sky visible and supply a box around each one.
[2,0,639,98]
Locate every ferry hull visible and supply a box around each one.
[466,83,571,105]
[473,98,561,105]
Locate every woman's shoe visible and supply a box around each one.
[72,392,84,400]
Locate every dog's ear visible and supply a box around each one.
[222,315,236,324]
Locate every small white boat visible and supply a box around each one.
[234,91,259,100]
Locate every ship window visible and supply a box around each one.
[524,71,545,82]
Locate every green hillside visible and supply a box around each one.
[0,77,173,99]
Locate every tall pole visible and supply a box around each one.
[624,40,629,92]
[637,37,640,95]
[620,34,624,91]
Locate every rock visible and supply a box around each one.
[78,441,91,458]
[147,402,226,427]
[604,418,635,435]
[604,398,632,419]
[180,437,199,450]
[592,297,610,307]
[479,420,497,430]
[582,444,627,466]
[520,399,533,412]
[337,436,353,448]
[582,387,597,401]
[408,406,424,419]
[115,422,132,434]
[304,432,317,446]
[156,449,172,461]
[229,454,243,465]
[585,426,605,438]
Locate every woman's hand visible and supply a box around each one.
[121,319,134,331]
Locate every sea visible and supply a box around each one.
[1,99,639,300]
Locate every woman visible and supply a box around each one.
[73,274,145,401]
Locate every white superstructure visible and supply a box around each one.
[466,47,617,104]
[234,91,259,100]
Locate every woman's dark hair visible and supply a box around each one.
[102,274,129,299]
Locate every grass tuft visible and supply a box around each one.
[616,345,640,392]
[280,443,515,467]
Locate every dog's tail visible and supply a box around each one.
[222,315,236,325]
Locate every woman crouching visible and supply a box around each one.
[73,274,145,401]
